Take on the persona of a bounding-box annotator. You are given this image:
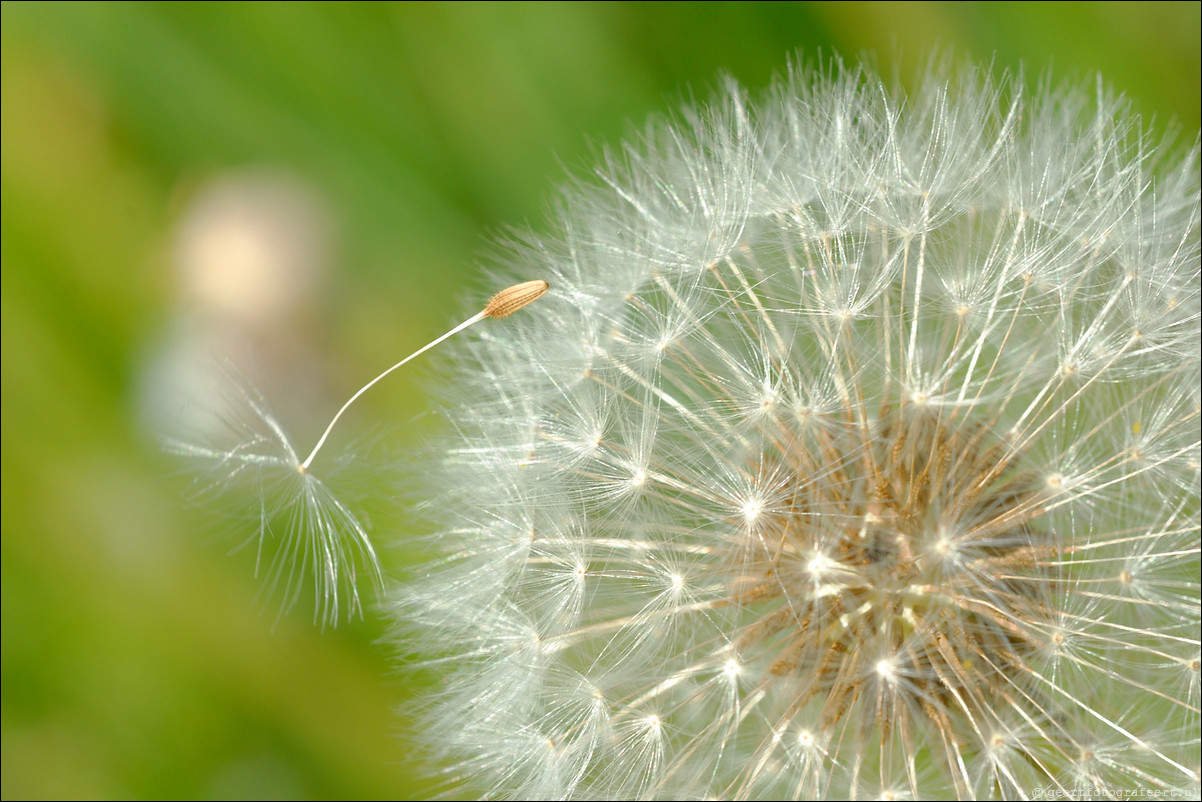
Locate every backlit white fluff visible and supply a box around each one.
[395,57,1200,800]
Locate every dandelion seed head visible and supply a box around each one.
[397,56,1201,800]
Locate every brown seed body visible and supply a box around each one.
[483,279,550,318]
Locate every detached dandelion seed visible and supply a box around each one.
[169,280,548,626]
[396,57,1201,799]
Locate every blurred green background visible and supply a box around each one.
[3,2,1198,799]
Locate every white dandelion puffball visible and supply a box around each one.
[398,59,1200,800]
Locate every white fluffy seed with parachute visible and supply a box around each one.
[167,280,549,626]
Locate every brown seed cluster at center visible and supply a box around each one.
[728,402,1059,734]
